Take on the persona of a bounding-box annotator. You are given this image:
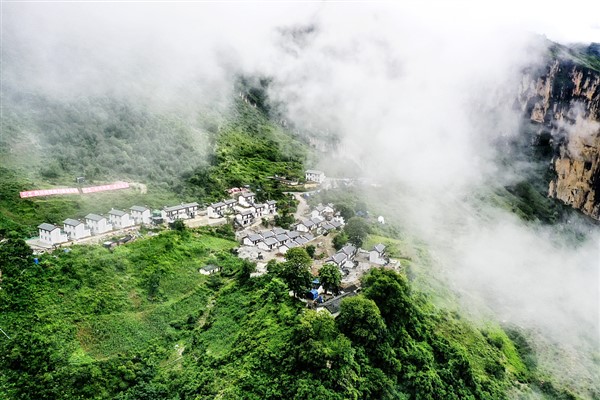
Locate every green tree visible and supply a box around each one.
[280,247,313,297]
[335,203,354,222]
[305,244,316,258]
[332,232,349,250]
[344,217,371,248]
[337,296,386,348]
[319,263,342,295]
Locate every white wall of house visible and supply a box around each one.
[39,227,68,245]
[86,218,113,235]
[109,213,134,229]
[131,209,151,225]
[64,223,91,240]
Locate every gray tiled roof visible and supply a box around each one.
[303,233,315,241]
[275,234,289,243]
[38,223,59,231]
[341,245,356,256]
[305,169,324,174]
[261,230,275,239]
[263,237,278,246]
[272,227,286,235]
[373,243,386,253]
[85,213,105,222]
[108,209,127,216]
[266,200,277,206]
[130,205,148,212]
[247,234,262,242]
[63,218,83,226]
[164,202,199,212]
[210,202,226,208]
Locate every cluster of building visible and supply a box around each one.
[37,205,153,246]
[324,243,387,274]
[207,191,277,227]
[240,202,344,254]
[243,227,316,254]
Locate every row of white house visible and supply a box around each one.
[37,205,152,246]
[242,227,316,254]
[305,169,326,184]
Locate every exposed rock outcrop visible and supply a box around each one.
[517,47,600,219]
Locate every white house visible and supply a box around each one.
[275,233,290,246]
[369,243,387,265]
[340,244,357,259]
[311,204,335,218]
[326,253,348,269]
[305,169,325,183]
[235,209,255,226]
[85,214,113,235]
[162,202,199,221]
[253,203,266,217]
[279,241,299,254]
[63,218,91,240]
[108,209,134,229]
[258,237,279,251]
[296,219,315,233]
[224,198,238,209]
[266,200,277,214]
[207,202,227,219]
[38,223,68,245]
[243,233,263,246]
[238,192,256,207]
[130,206,151,225]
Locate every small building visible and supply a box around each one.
[258,236,279,251]
[369,243,387,265]
[327,253,348,269]
[63,218,91,240]
[340,244,357,259]
[278,240,299,254]
[207,202,227,219]
[224,198,238,209]
[305,169,326,184]
[162,202,199,221]
[275,233,290,246]
[261,230,275,239]
[319,291,357,317]
[238,192,256,207]
[310,204,335,218]
[108,209,134,229]
[296,219,315,233]
[130,206,151,225]
[235,208,256,226]
[38,223,68,245]
[253,203,267,217]
[200,264,221,275]
[85,214,113,235]
[310,216,324,228]
[266,200,277,214]
[287,230,301,240]
[243,233,263,246]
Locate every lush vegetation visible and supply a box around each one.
[1,229,550,399]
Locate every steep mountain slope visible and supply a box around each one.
[517,43,600,219]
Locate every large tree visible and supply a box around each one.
[337,296,386,349]
[319,263,342,295]
[344,217,371,247]
[280,247,313,297]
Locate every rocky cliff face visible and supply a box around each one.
[517,47,600,219]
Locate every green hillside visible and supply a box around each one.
[0,228,552,399]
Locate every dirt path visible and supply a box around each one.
[287,192,310,221]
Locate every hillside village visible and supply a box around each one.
[29,168,396,309]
